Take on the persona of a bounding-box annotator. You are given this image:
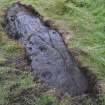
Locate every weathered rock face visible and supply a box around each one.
[5,3,88,96]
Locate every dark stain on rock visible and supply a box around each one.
[4,2,92,96]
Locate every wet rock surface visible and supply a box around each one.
[5,3,89,96]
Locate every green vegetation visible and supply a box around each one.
[0,0,105,105]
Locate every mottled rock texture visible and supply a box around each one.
[5,3,88,96]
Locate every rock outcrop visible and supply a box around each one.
[5,3,88,96]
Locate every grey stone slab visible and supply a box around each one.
[5,3,88,96]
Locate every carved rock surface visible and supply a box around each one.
[5,3,88,96]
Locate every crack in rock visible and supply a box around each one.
[5,2,89,96]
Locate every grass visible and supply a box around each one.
[0,0,105,105]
